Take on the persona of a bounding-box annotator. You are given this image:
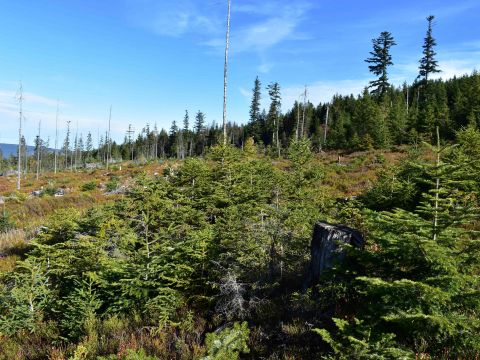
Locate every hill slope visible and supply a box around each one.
[0,143,49,157]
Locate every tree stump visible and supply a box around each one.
[304,221,364,290]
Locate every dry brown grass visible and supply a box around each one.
[320,149,407,197]
[7,194,100,228]
[0,160,171,229]
[0,254,20,272]
[0,229,28,272]
[0,160,169,196]
[0,229,28,254]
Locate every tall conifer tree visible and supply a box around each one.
[249,77,261,132]
[418,15,441,84]
[365,31,396,97]
[267,82,281,155]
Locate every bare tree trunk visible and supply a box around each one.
[222,0,231,146]
[301,86,307,138]
[17,83,23,190]
[127,124,134,161]
[36,120,41,180]
[106,106,112,170]
[54,100,59,174]
[74,122,78,172]
[66,121,71,170]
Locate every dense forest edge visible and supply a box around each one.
[1,14,480,360]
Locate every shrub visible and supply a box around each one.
[202,322,250,360]
[106,176,119,192]
[0,211,12,233]
[81,181,97,192]
[41,186,57,197]
[98,349,159,360]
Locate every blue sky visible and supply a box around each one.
[0,0,479,145]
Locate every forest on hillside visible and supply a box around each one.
[3,70,479,175]
[1,10,480,360]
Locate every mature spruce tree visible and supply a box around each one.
[418,15,441,84]
[85,132,93,161]
[183,110,190,157]
[194,111,206,155]
[194,111,205,135]
[250,77,261,124]
[365,31,396,97]
[169,120,179,159]
[248,77,262,142]
[267,82,281,154]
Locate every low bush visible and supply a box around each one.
[81,181,97,192]
[0,211,12,233]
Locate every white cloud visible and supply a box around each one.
[123,0,221,37]
[206,2,312,54]
[124,0,313,40]
[239,86,250,99]
[258,62,274,74]
[236,18,296,52]
[124,0,313,74]
[234,1,313,17]
[0,88,109,145]
[279,47,480,112]
[391,47,480,84]
[432,59,478,80]
[0,90,66,108]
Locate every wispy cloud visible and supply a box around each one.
[205,1,312,54]
[124,0,313,73]
[123,0,222,37]
[0,88,104,144]
[239,86,250,99]
[258,62,274,74]
[391,44,480,84]
[0,90,65,108]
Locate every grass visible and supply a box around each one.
[321,148,406,198]
[0,228,28,255]
[0,229,29,272]
[6,194,100,228]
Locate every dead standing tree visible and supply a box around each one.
[222,0,231,146]
[16,82,23,190]
[54,100,59,174]
[106,106,112,170]
[36,120,41,180]
[301,85,307,138]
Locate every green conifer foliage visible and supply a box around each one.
[335,134,479,356]
[365,31,396,97]
[418,15,441,84]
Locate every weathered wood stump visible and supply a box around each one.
[304,221,364,290]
